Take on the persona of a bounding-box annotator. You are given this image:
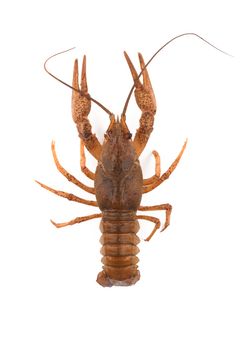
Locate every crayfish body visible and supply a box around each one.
[37,50,187,286]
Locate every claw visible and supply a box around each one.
[124,51,142,88]
[124,51,153,91]
[124,51,156,114]
[72,56,91,124]
[138,52,152,90]
[72,59,79,90]
[124,51,157,156]
[71,57,102,160]
[72,56,88,93]
[81,55,88,93]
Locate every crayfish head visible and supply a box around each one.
[100,115,138,176]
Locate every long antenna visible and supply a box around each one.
[44,47,113,116]
[122,32,231,116]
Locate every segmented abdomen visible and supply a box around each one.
[96,210,140,287]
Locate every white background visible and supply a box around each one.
[1,1,247,349]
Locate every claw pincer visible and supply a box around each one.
[72,56,102,160]
[123,51,156,156]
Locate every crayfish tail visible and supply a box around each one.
[97,210,141,287]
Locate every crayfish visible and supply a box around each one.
[37,33,227,286]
